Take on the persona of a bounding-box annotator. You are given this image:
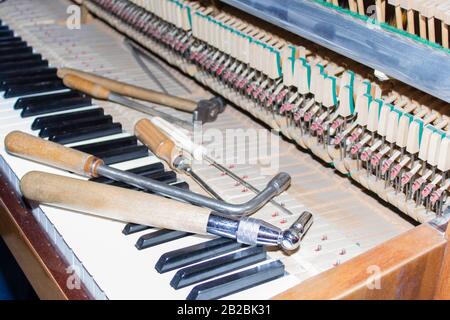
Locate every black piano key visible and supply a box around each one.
[95,145,149,165]
[168,181,189,189]
[49,122,122,144]
[0,42,27,51]
[15,90,83,109]
[127,163,167,175]
[101,171,177,188]
[0,37,22,44]
[122,223,153,235]
[0,67,56,81]
[0,42,27,54]
[90,163,165,184]
[72,135,138,154]
[39,115,113,138]
[32,108,104,130]
[0,25,8,31]
[0,73,58,91]
[5,79,64,98]
[140,170,178,184]
[21,96,92,117]
[171,246,267,289]
[0,30,13,38]
[186,260,285,300]
[0,40,26,49]
[0,46,32,56]
[155,238,245,274]
[0,60,48,74]
[0,52,41,65]
[135,230,192,250]
[172,181,189,190]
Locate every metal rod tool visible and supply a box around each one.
[5,131,291,216]
[20,171,313,251]
[61,74,193,130]
[58,69,226,124]
[151,117,296,216]
[135,118,223,200]
[124,38,191,94]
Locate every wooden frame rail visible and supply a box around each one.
[0,171,91,300]
[275,222,450,299]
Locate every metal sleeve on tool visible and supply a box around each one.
[236,217,261,245]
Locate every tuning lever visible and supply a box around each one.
[21,171,312,251]
[58,67,226,123]
[5,131,291,216]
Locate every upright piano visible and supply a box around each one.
[0,0,449,299]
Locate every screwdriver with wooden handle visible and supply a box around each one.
[5,131,291,216]
[135,118,224,200]
[20,171,313,251]
[58,68,225,124]
[62,74,193,129]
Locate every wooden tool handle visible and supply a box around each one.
[20,171,210,234]
[5,131,103,177]
[58,68,198,112]
[135,118,181,166]
[62,74,111,100]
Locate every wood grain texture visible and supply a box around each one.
[63,74,111,100]
[434,223,450,299]
[0,171,90,300]
[273,224,447,300]
[442,23,448,49]
[135,119,181,166]
[58,68,198,112]
[20,171,210,234]
[4,131,103,177]
[80,2,93,24]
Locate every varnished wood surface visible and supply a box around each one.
[5,131,104,178]
[135,119,181,166]
[274,223,448,300]
[58,68,198,112]
[0,168,91,300]
[434,223,450,299]
[63,74,111,100]
[20,171,211,234]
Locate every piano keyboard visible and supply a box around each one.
[0,0,416,299]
